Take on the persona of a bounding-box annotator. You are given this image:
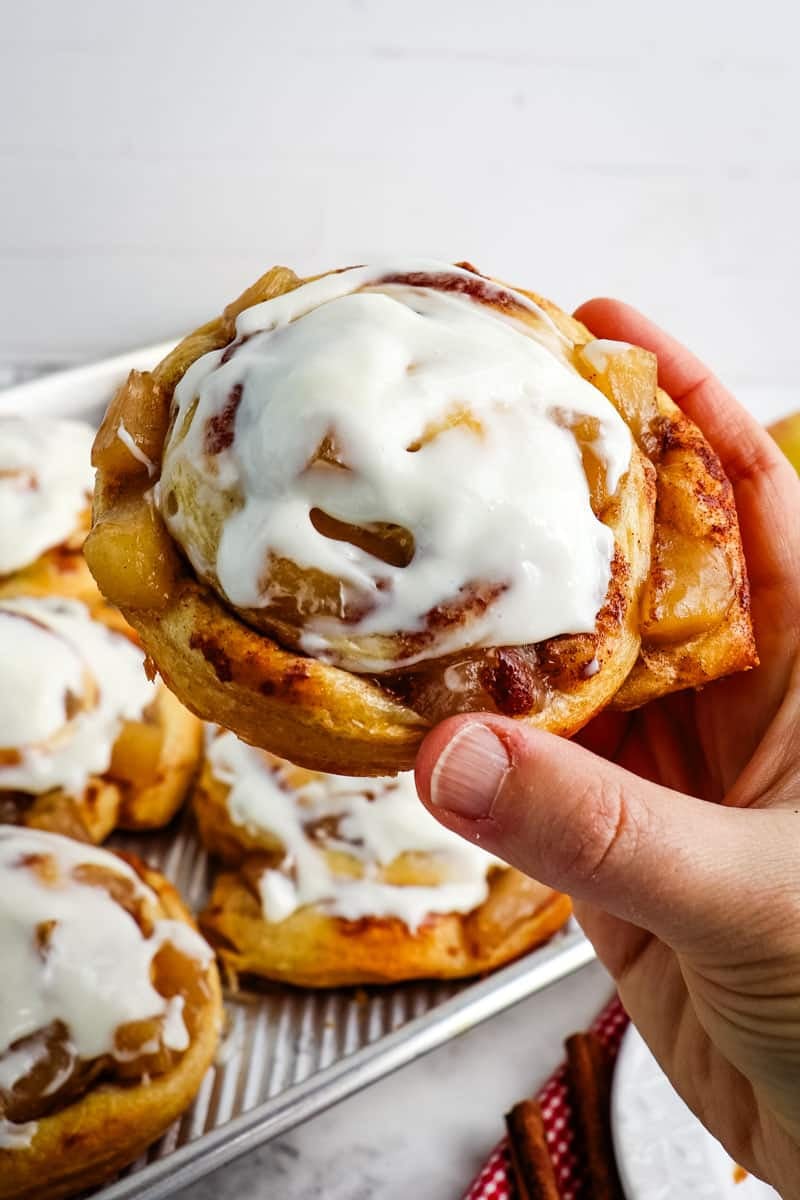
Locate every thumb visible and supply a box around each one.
[414,714,778,955]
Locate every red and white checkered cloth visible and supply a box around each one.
[462,998,629,1200]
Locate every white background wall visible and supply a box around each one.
[1,0,798,422]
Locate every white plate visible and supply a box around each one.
[0,340,175,421]
[611,1025,780,1199]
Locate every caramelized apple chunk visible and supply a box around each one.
[308,509,415,570]
[84,494,179,609]
[108,718,164,785]
[0,1022,101,1124]
[578,343,661,455]
[113,1015,177,1078]
[92,371,169,479]
[641,531,733,644]
[556,414,610,514]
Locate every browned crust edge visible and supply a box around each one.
[613,389,756,707]
[199,866,572,988]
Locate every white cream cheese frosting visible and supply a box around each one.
[160,262,632,671]
[206,727,504,931]
[0,596,155,796]
[0,828,212,1106]
[0,417,94,576]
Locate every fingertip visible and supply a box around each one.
[572,296,634,332]
[414,713,524,819]
[414,715,478,807]
[575,297,681,359]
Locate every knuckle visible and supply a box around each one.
[554,776,642,887]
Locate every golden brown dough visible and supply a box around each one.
[201,868,572,988]
[0,851,221,1200]
[86,263,755,774]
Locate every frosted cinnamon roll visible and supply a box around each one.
[0,828,221,1200]
[86,262,755,774]
[0,418,102,609]
[195,728,571,986]
[0,596,202,842]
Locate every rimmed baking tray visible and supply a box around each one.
[0,354,595,1200]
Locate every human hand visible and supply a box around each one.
[415,300,800,1197]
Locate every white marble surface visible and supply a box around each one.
[2,3,798,1197]
[171,962,614,1200]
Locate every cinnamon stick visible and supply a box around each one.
[565,1032,624,1200]
[504,1098,560,1200]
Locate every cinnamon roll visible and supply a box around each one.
[0,418,101,609]
[86,262,755,774]
[0,828,221,1200]
[195,728,571,987]
[0,595,202,842]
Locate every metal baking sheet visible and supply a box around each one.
[0,357,595,1200]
